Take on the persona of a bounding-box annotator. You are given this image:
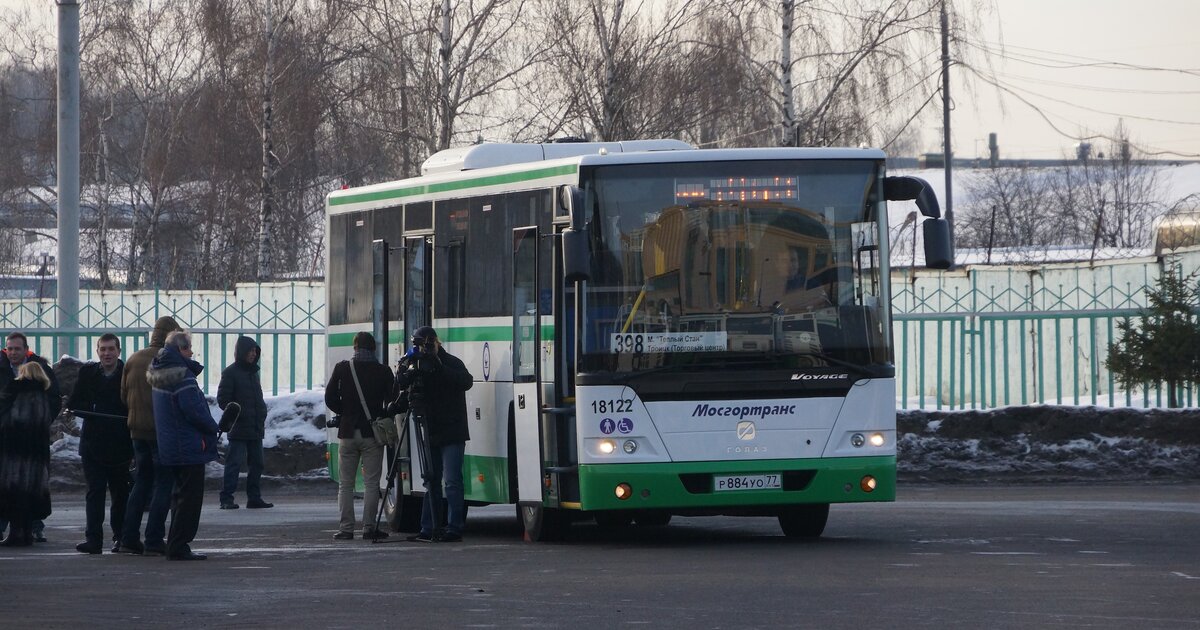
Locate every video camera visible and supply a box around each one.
[393,337,440,417]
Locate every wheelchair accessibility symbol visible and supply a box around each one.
[617,418,634,434]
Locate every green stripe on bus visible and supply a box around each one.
[329,164,578,206]
[328,330,406,348]
[330,325,554,347]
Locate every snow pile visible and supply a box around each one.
[898,405,1200,481]
[259,389,329,448]
[50,386,332,486]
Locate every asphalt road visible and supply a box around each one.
[1,483,1197,629]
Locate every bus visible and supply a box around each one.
[324,139,950,541]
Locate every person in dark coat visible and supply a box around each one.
[0,361,56,547]
[217,335,272,510]
[0,331,61,543]
[116,315,181,556]
[147,331,219,561]
[68,333,133,554]
[393,326,473,543]
[324,332,394,540]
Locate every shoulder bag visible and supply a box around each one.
[350,361,398,447]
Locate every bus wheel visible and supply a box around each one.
[593,510,634,529]
[519,503,568,542]
[385,485,422,533]
[634,511,672,527]
[778,504,829,538]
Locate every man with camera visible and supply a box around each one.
[324,332,394,541]
[394,326,473,543]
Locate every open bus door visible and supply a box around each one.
[381,235,431,532]
[513,226,571,541]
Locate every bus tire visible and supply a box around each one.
[593,510,634,529]
[519,502,568,542]
[778,503,829,538]
[384,486,422,533]
[634,511,672,527]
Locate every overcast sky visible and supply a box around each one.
[3,0,1198,160]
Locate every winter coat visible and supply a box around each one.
[122,316,181,441]
[324,358,394,441]
[0,378,54,523]
[393,347,473,448]
[68,360,133,465]
[147,345,219,467]
[216,336,268,441]
[0,351,62,417]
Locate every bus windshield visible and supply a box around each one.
[577,159,888,375]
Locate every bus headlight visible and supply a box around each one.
[615,483,632,500]
[860,475,877,492]
[851,433,865,447]
[869,432,885,447]
[598,440,616,455]
[623,440,638,454]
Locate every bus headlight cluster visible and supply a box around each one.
[594,438,640,456]
[851,432,887,448]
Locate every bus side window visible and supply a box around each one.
[346,210,373,324]
[328,214,348,325]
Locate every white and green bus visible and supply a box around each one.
[324,139,950,541]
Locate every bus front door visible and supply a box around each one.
[513,226,568,540]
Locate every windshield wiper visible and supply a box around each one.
[802,352,876,379]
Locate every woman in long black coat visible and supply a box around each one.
[0,362,55,547]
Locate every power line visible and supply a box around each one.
[961,66,1200,159]
[961,39,1200,77]
[966,66,1200,126]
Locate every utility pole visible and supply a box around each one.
[940,0,955,259]
[57,0,80,359]
[258,0,277,282]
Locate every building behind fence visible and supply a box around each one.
[2,247,1198,407]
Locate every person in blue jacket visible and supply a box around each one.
[146,330,218,561]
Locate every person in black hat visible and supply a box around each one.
[394,326,474,543]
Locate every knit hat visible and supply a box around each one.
[411,326,438,343]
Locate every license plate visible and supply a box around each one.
[713,474,781,492]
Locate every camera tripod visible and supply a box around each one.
[371,406,445,543]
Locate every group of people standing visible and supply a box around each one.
[0,316,272,560]
[1,320,476,556]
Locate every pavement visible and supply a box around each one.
[1,482,1198,629]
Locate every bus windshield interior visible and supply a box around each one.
[577,159,887,375]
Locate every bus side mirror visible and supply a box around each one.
[886,176,953,269]
[923,218,952,270]
[560,185,591,283]
[884,176,941,219]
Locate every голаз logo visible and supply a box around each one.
[736,421,756,440]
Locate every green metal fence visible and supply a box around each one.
[0,283,324,396]
[892,258,1198,410]
[4,261,1196,408]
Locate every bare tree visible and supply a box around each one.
[534,0,711,141]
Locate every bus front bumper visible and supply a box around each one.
[575,456,895,512]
